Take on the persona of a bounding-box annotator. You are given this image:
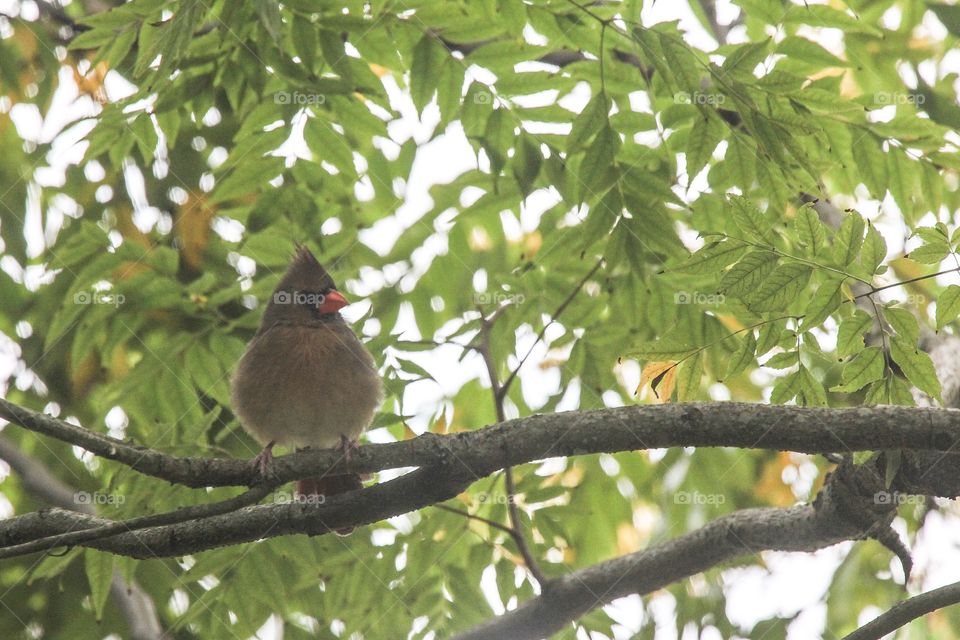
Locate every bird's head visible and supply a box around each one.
[261,246,350,326]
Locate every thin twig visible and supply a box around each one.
[471,259,605,588]
[476,310,549,588]
[853,266,960,300]
[498,257,605,399]
[0,483,277,559]
[842,580,960,640]
[434,503,521,538]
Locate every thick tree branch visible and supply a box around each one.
[3,398,960,495]
[453,459,902,640]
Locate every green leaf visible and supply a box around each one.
[770,369,803,404]
[568,92,609,153]
[292,19,317,69]
[185,343,230,405]
[783,4,881,35]
[482,108,514,176]
[436,57,466,126]
[850,133,887,200]
[686,114,725,180]
[833,212,865,267]
[831,347,884,393]
[46,252,124,349]
[936,285,960,330]
[908,226,950,264]
[721,39,770,78]
[801,276,843,330]
[883,306,919,343]
[668,239,749,275]
[860,223,887,276]
[630,338,696,360]
[724,136,755,188]
[577,124,620,202]
[410,35,446,112]
[798,366,828,406]
[745,262,812,312]
[210,156,285,204]
[795,205,826,257]
[462,82,495,139]
[304,117,358,179]
[29,549,82,584]
[660,33,701,93]
[764,351,798,369]
[676,351,703,400]
[84,549,113,621]
[721,250,778,298]
[890,336,941,402]
[756,318,788,356]
[512,133,542,197]
[134,0,206,78]
[725,331,757,379]
[776,36,849,69]
[256,0,283,39]
[727,195,771,241]
[837,310,872,358]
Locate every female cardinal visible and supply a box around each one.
[230,246,382,509]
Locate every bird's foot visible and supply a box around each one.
[251,441,275,477]
[336,434,360,463]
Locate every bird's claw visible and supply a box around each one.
[336,434,360,463]
[251,442,275,477]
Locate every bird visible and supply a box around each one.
[230,246,382,530]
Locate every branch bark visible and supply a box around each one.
[3,398,960,493]
[842,580,960,640]
[4,398,960,637]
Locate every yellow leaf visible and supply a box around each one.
[175,194,216,273]
[431,413,448,434]
[716,314,746,332]
[754,452,798,507]
[638,361,677,403]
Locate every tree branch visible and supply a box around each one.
[453,459,902,640]
[0,464,472,558]
[3,398,960,494]
[842,580,960,640]
[0,483,277,559]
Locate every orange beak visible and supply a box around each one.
[318,290,349,315]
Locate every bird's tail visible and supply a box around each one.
[294,473,363,535]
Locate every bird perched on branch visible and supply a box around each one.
[230,246,382,531]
